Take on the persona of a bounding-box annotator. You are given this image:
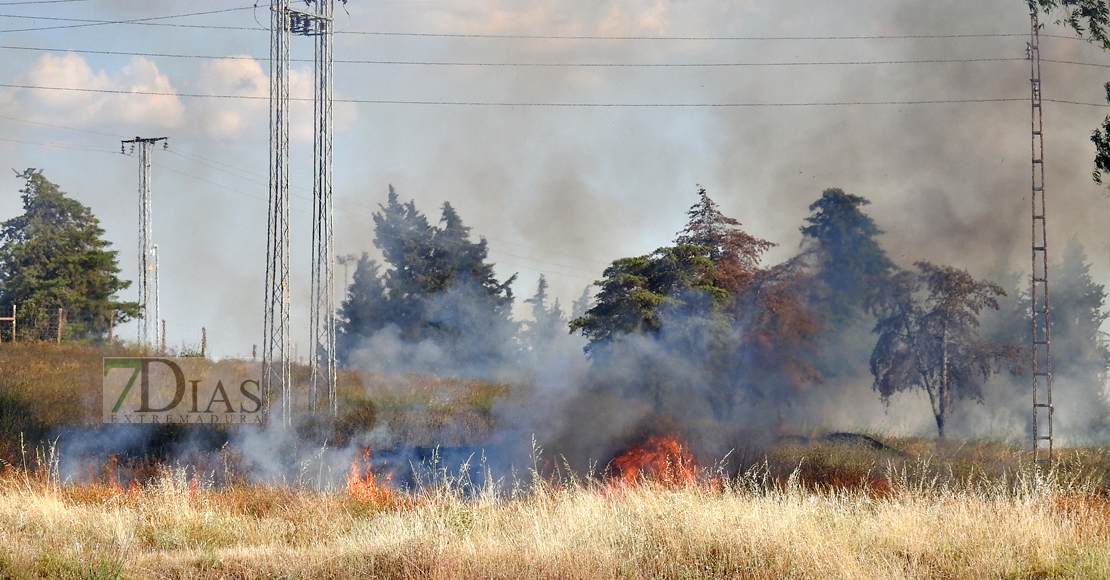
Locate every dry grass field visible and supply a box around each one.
[3,448,1110,580]
[4,344,1110,578]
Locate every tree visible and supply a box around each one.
[569,244,724,353]
[521,275,567,351]
[570,187,822,417]
[1028,1,1110,183]
[336,253,386,358]
[0,171,138,340]
[800,188,894,324]
[734,259,824,406]
[1047,239,1110,424]
[336,186,517,370]
[675,187,775,292]
[870,262,1022,438]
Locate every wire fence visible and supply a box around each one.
[0,305,216,359]
[0,304,122,345]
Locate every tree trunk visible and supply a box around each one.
[938,320,949,439]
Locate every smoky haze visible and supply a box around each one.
[3,0,1110,481]
[0,0,1107,356]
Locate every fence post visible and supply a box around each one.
[56,308,64,344]
[0,304,13,343]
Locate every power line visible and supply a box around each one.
[339,31,1029,40]
[1043,58,1110,68]
[0,113,124,137]
[1044,98,1109,106]
[0,83,1029,106]
[163,149,608,269]
[0,6,254,33]
[0,135,113,152]
[0,45,1031,67]
[0,0,94,5]
[0,12,1045,41]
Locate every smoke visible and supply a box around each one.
[8,0,1110,482]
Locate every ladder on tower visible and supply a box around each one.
[1029,11,1053,465]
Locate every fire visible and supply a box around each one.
[346,448,398,505]
[104,454,141,494]
[610,434,699,488]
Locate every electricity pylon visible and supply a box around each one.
[265,0,337,426]
[1028,10,1054,465]
[121,136,167,347]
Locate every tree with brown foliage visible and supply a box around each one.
[871,262,1024,438]
[571,187,823,418]
[734,258,825,406]
[675,187,776,293]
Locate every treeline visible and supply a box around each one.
[338,186,1110,439]
[1,170,1106,440]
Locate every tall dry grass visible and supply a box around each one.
[2,456,1110,579]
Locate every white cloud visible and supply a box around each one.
[4,53,184,129]
[188,57,356,141]
[189,56,268,139]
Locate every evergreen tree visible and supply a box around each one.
[800,188,894,324]
[569,244,724,353]
[0,171,138,340]
[570,187,823,417]
[337,186,517,370]
[522,275,567,351]
[1050,239,1110,381]
[336,253,386,358]
[675,187,775,292]
[571,285,592,320]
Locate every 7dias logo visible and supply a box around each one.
[103,358,265,424]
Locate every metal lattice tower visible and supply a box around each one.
[121,136,167,347]
[265,0,337,426]
[307,0,337,418]
[1028,11,1054,465]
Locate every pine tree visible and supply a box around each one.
[522,275,567,352]
[675,187,775,292]
[800,188,894,324]
[0,171,138,340]
[337,186,517,369]
[1050,240,1110,379]
[336,253,386,359]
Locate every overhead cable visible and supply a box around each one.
[0,6,254,33]
[0,45,1032,67]
[0,83,1028,106]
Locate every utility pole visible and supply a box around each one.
[1028,11,1054,465]
[265,0,338,426]
[336,253,357,305]
[121,136,168,347]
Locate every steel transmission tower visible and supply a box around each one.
[121,136,167,347]
[1028,11,1054,464]
[265,0,337,426]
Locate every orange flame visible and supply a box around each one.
[610,434,699,488]
[346,449,398,505]
[106,454,122,493]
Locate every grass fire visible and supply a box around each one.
[6,1,1110,574]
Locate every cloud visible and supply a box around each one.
[188,57,268,139]
[187,57,357,141]
[4,53,184,129]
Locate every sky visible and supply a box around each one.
[1,0,1109,359]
